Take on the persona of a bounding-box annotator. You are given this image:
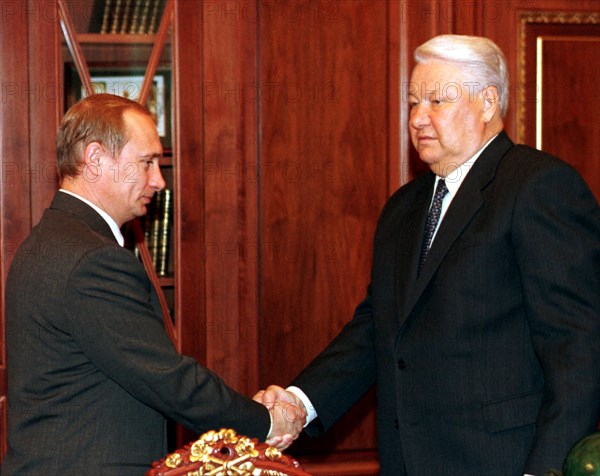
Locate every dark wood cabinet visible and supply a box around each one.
[1,1,598,474]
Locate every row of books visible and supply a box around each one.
[94,0,166,35]
[136,188,173,277]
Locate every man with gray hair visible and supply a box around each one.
[258,35,600,476]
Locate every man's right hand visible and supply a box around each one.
[253,385,307,450]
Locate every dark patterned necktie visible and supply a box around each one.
[418,179,448,276]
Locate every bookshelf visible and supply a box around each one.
[96,0,166,35]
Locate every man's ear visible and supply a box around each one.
[82,142,104,178]
[481,86,500,122]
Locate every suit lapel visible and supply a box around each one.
[394,174,435,321]
[401,132,515,322]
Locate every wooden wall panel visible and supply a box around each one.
[258,0,388,468]
[200,0,261,396]
[520,18,600,202]
[539,36,600,201]
[482,0,600,142]
[0,1,31,460]
[170,0,207,448]
[28,0,61,223]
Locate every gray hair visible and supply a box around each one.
[414,35,509,117]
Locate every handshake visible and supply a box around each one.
[253,385,308,450]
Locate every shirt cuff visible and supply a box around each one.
[267,408,273,438]
[286,386,317,427]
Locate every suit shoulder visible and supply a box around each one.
[501,144,575,174]
[43,208,115,246]
[498,145,598,215]
[495,144,591,190]
[11,208,122,274]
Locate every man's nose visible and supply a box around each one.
[151,167,166,191]
[410,103,430,128]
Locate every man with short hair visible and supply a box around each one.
[2,94,304,476]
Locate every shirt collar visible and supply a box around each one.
[59,189,125,246]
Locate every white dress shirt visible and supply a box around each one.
[429,134,497,242]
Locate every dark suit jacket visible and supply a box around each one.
[2,192,269,476]
[292,132,600,476]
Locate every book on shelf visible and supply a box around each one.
[130,188,173,278]
[91,0,166,35]
[156,188,172,277]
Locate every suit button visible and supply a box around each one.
[397,359,406,370]
[394,418,399,429]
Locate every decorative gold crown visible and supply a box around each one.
[146,428,311,476]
